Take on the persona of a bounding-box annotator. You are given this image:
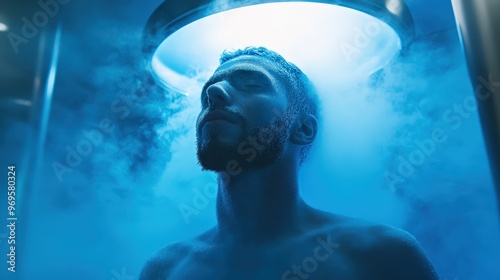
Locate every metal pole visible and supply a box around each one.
[451,0,500,217]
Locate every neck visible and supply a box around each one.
[214,157,307,244]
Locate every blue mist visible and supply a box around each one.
[2,1,498,280]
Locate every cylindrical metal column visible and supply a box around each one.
[451,0,500,216]
[0,1,61,278]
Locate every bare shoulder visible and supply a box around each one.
[319,214,439,280]
[139,228,216,280]
[362,223,439,280]
[138,241,191,280]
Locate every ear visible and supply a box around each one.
[290,113,318,145]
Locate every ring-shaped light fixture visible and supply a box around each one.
[143,0,415,95]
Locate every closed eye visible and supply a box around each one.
[232,72,270,91]
[245,83,263,88]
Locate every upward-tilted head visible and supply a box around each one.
[196,46,320,173]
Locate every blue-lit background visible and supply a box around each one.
[1,0,499,279]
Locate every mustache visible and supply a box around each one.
[197,107,246,129]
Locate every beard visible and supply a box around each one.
[196,110,294,172]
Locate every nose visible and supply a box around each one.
[206,81,231,108]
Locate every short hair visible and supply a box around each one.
[219,46,320,164]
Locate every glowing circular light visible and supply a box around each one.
[0,22,8,32]
[146,1,413,96]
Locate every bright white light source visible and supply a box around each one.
[0,22,8,32]
[152,2,401,95]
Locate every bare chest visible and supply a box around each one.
[167,239,369,280]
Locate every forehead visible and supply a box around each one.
[209,55,285,82]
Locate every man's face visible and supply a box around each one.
[196,56,294,172]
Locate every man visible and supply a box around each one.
[140,47,439,280]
